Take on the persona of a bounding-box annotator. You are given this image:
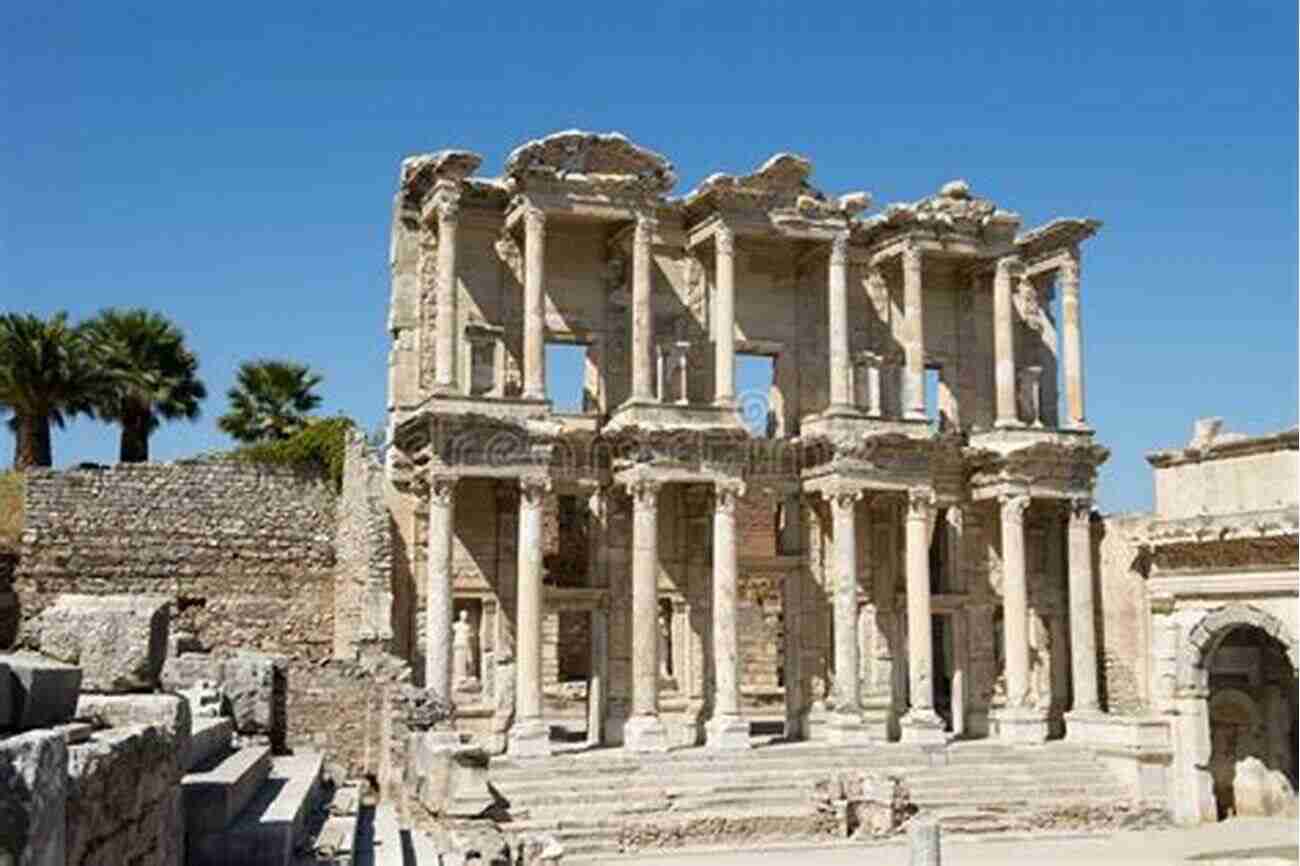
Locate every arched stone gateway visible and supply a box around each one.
[1173,603,1299,822]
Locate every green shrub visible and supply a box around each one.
[232,416,354,489]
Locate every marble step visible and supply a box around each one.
[182,745,271,836]
[186,716,234,772]
[188,751,324,866]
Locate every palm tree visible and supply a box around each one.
[83,308,207,463]
[0,312,99,469]
[218,360,323,443]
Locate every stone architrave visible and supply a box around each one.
[31,594,169,693]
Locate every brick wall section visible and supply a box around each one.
[1095,512,1149,716]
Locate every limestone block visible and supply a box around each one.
[74,694,192,778]
[32,594,170,693]
[65,724,184,866]
[0,728,68,866]
[160,652,224,692]
[1234,757,1299,817]
[408,734,493,818]
[2,652,82,731]
[222,652,286,747]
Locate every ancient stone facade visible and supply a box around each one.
[1094,420,1299,824]
[380,129,1111,758]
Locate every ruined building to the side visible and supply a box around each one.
[382,129,1111,755]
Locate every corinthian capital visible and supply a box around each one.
[822,483,864,513]
[714,479,746,514]
[523,204,547,233]
[906,486,935,521]
[429,474,457,507]
[1067,495,1092,526]
[999,492,1031,524]
[518,474,552,506]
[625,477,661,508]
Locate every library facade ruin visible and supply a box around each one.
[382,130,1111,756]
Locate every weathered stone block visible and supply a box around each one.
[75,694,192,778]
[32,594,170,693]
[222,652,286,749]
[0,728,68,866]
[1234,756,1299,817]
[160,652,224,692]
[408,735,493,818]
[2,652,82,730]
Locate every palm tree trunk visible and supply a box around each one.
[13,414,52,469]
[119,410,150,463]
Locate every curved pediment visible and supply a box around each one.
[503,130,677,194]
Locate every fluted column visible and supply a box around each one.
[707,480,750,749]
[714,225,736,406]
[426,476,457,700]
[625,477,669,751]
[993,256,1020,427]
[825,485,868,742]
[510,474,552,756]
[1066,497,1101,713]
[902,242,927,420]
[433,191,461,392]
[828,231,853,411]
[522,206,547,401]
[1060,253,1087,428]
[902,487,945,743]
[630,212,657,403]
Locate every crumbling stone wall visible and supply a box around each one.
[1096,513,1149,715]
[16,461,336,661]
[335,433,395,658]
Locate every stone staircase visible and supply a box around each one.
[479,739,1132,860]
[182,715,325,866]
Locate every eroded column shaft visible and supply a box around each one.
[903,243,926,419]
[828,232,852,409]
[1067,500,1100,711]
[1000,494,1031,705]
[631,214,656,402]
[426,478,456,700]
[1060,256,1087,428]
[523,207,547,400]
[715,226,736,405]
[905,491,935,712]
[994,257,1018,426]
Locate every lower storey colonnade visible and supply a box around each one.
[421,474,1106,757]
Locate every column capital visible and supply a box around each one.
[1059,251,1081,293]
[713,479,746,513]
[523,203,547,231]
[1067,496,1093,526]
[995,253,1023,275]
[902,239,922,271]
[427,180,463,227]
[829,230,850,267]
[715,222,735,257]
[822,483,865,512]
[624,476,662,507]
[905,486,935,521]
[518,474,552,505]
[429,474,457,505]
[999,492,1032,524]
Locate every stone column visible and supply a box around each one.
[997,492,1047,743]
[826,485,868,742]
[510,475,552,756]
[993,256,1020,427]
[630,212,657,403]
[522,205,547,401]
[1060,253,1087,428]
[426,476,457,701]
[902,242,927,420]
[707,479,750,749]
[625,477,669,750]
[588,608,608,747]
[828,231,854,412]
[901,488,945,743]
[1065,497,1101,717]
[433,192,461,393]
[714,224,736,406]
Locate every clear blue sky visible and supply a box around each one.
[3,1,1296,514]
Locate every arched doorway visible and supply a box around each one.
[1176,605,1300,822]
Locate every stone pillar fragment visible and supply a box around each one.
[625,478,668,751]
[902,242,927,420]
[510,475,551,757]
[433,192,461,393]
[828,231,853,411]
[630,212,657,403]
[825,485,868,742]
[707,480,750,749]
[1060,253,1087,428]
[993,256,1020,427]
[997,492,1047,743]
[714,224,736,406]
[1065,498,1102,720]
[426,476,456,702]
[901,488,945,744]
[522,206,547,401]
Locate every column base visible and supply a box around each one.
[993,708,1050,745]
[623,714,671,753]
[900,709,948,746]
[993,418,1025,430]
[825,711,874,745]
[861,699,895,742]
[1063,708,1113,744]
[507,719,552,758]
[705,715,752,750]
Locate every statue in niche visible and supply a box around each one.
[453,609,480,692]
[658,605,676,687]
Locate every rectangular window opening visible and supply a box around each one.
[737,353,776,438]
[546,342,589,414]
[924,366,942,432]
